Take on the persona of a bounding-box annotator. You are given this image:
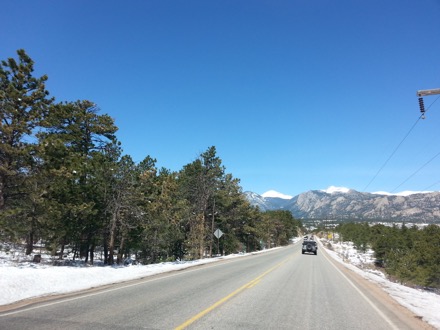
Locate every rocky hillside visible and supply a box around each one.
[244,189,440,222]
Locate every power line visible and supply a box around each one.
[362,94,440,192]
[362,116,422,192]
[391,150,440,193]
[423,180,440,191]
[429,94,440,111]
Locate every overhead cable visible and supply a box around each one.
[363,95,440,192]
[423,180,440,191]
[362,116,422,192]
[391,150,440,193]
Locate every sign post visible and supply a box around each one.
[213,229,223,256]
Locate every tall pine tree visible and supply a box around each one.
[0,49,53,247]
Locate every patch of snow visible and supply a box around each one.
[0,245,280,307]
[261,190,293,199]
[321,186,350,194]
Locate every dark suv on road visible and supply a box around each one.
[302,239,318,255]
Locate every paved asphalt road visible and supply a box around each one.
[0,242,432,329]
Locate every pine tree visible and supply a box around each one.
[138,167,188,263]
[178,146,225,259]
[0,49,53,208]
[37,100,118,260]
[0,49,53,246]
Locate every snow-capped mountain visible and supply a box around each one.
[261,190,293,199]
[321,186,351,194]
[243,191,291,211]
[244,187,440,222]
[244,191,269,211]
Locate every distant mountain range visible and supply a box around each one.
[244,187,440,223]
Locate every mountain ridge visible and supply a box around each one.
[245,188,440,222]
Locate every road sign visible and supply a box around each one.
[214,229,223,239]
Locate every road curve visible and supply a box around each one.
[0,242,433,329]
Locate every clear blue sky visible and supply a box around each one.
[3,0,440,196]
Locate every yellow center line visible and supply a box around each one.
[246,279,261,289]
[174,256,292,330]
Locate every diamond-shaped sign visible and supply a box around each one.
[214,229,223,238]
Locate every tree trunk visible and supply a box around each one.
[117,236,125,265]
[25,230,34,255]
[89,242,95,265]
[84,232,94,264]
[103,232,109,264]
[25,216,36,255]
[108,213,118,265]
[209,199,215,257]
[59,240,65,260]
[84,245,89,263]
[0,178,4,210]
[72,244,78,261]
[199,214,205,259]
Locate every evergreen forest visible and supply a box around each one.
[335,222,440,289]
[0,50,302,265]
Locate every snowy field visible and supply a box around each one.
[0,239,439,329]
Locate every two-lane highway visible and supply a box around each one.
[0,242,432,329]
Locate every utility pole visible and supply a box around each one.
[417,88,440,119]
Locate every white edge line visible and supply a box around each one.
[319,242,399,330]
[0,259,235,317]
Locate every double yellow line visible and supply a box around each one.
[175,256,292,330]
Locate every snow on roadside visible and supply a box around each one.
[0,244,282,307]
[0,258,218,306]
[320,239,440,329]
